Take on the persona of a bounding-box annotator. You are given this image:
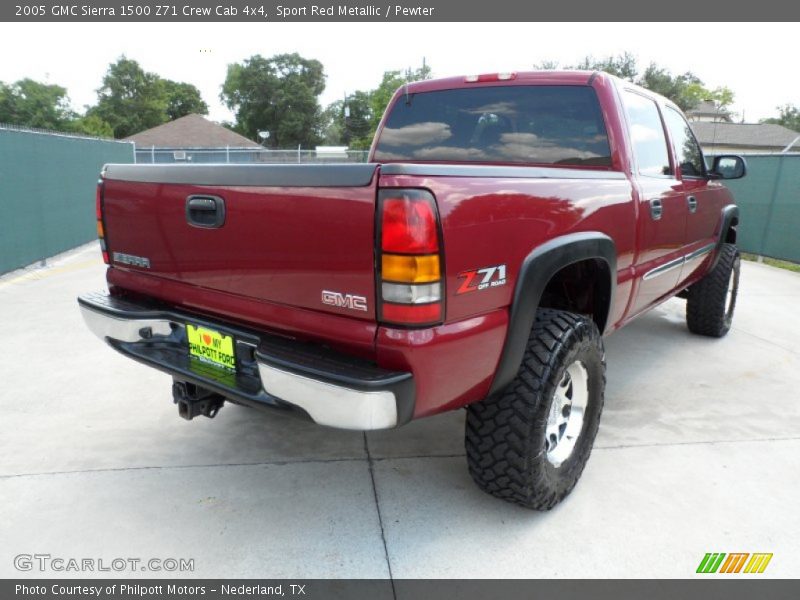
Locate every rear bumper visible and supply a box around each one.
[78,292,414,430]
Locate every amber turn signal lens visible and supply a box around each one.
[96,220,105,238]
[382,254,440,283]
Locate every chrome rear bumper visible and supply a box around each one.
[78,292,414,430]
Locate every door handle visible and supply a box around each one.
[649,198,663,221]
[186,195,225,228]
[687,195,698,214]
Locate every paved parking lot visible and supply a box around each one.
[1,243,798,578]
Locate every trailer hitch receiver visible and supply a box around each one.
[172,381,225,420]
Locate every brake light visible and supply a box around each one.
[465,72,517,83]
[95,178,109,264]
[378,189,443,327]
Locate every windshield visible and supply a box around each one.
[374,85,612,167]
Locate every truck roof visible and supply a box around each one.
[404,70,603,94]
[402,70,676,113]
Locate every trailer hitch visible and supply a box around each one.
[172,381,225,420]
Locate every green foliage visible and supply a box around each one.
[320,60,432,148]
[0,78,74,129]
[762,104,800,133]
[88,57,167,138]
[162,80,208,121]
[321,91,373,148]
[221,53,326,148]
[575,52,638,81]
[88,56,208,138]
[535,54,735,113]
[68,114,114,138]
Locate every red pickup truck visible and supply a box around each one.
[79,71,745,509]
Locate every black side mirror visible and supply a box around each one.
[710,155,747,180]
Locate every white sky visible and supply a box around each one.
[0,22,797,125]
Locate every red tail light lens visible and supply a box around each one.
[377,189,443,327]
[95,183,103,220]
[95,178,109,265]
[381,195,439,254]
[381,302,442,324]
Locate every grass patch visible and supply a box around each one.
[741,253,800,273]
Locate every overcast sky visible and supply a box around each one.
[1,22,797,125]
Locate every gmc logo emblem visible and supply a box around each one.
[321,290,368,312]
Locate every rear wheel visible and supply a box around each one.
[686,243,740,338]
[465,308,605,510]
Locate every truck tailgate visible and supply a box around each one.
[101,164,378,320]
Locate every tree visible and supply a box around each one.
[319,60,433,149]
[162,80,208,120]
[574,52,638,81]
[68,114,114,138]
[221,53,326,148]
[762,104,800,132]
[369,62,432,133]
[534,54,734,113]
[88,57,168,138]
[89,57,208,138]
[0,78,74,129]
[321,91,373,148]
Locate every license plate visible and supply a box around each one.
[186,324,236,371]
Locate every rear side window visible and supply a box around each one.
[373,85,612,167]
[663,106,706,178]
[622,91,671,178]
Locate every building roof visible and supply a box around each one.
[124,114,261,148]
[690,122,800,150]
[687,100,725,118]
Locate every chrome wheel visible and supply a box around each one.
[545,360,589,467]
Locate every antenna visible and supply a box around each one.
[710,100,722,156]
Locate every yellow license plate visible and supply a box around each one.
[187,324,236,371]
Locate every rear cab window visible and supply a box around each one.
[373,85,612,167]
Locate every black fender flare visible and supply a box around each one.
[710,204,740,271]
[488,232,617,396]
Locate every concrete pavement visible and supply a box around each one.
[1,243,798,578]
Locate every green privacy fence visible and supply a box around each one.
[720,154,800,263]
[0,126,134,274]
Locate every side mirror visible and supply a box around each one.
[710,155,747,180]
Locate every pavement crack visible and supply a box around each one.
[731,326,800,356]
[595,435,800,451]
[0,456,364,480]
[363,433,396,598]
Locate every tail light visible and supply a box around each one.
[377,189,443,327]
[95,177,109,264]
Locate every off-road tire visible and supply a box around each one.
[465,309,606,510]
[686,243,740,338]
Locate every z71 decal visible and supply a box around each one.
[457,264,507,294]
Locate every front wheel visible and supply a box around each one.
[465,308,606,510]
[686,243,740,338]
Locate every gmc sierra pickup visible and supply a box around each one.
[79,71,745,509]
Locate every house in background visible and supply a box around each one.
[691,121,800,155]
[125,114,262,163]
[686,100,732,123]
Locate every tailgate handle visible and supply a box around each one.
[186,195,225,228]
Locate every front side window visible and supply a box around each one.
[373,85,612,167]
[622,91,671,178]
[663,107,706,178]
